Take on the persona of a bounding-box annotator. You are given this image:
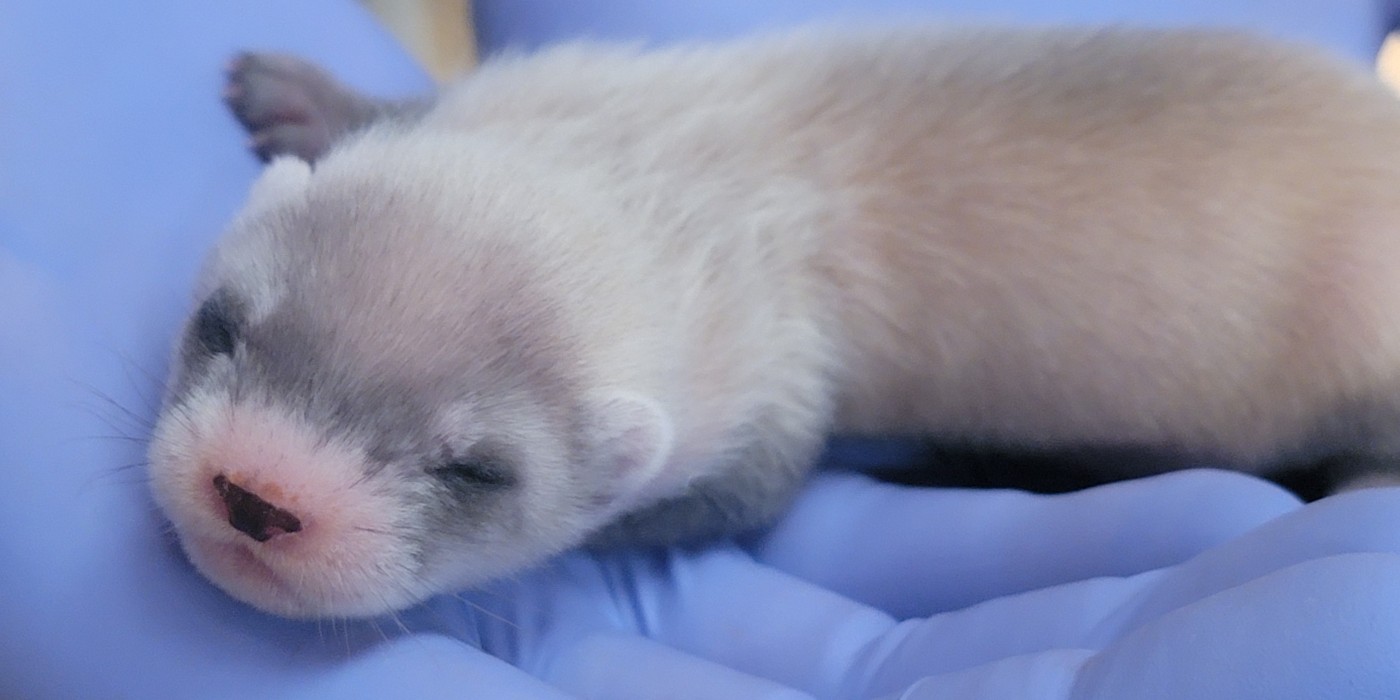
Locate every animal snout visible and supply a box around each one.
[212,474,303,542]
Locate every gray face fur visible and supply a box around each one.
[149,152,671,618]
[178,275,578,541]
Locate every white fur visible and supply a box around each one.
[193,157,313,319]
[149,387,434,617]
[245,156,312,212]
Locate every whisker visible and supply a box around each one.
[387,608,412,638]
[71,380,157,433]
[368,617,390,645]
[466,583,511,600]
[348,469,376,490]
[446,591,520,632]
[103,460,150,472]
[73,434,151,445]
[77,457,154,492]
[85,473,153,489]
[367,586,417,641]
[113,348,168,406]
[71,406,147,443]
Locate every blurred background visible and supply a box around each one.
[367,0,1400,86]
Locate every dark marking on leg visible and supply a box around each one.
[223,52,424,162]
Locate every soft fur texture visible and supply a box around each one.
[152,25,1400,618]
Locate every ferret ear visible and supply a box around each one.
[244,156,312,214]
[585,390,674,509]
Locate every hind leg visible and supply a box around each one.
[223,52,424,162]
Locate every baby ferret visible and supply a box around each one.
[148,25,1400,618]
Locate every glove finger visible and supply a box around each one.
[462,546,896,699]
[574,546,1139,698]
[301,633,577,700]
[751,469,1299,618]
[544,632,814,700]
[498,546,1136,699]
[1102,485,1400,633]
[1071,552,1400,700]
[860,553,1400,700]
[837,572,1157,696]
[870,649,1095,700]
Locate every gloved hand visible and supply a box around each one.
[402,469,1400,700]
[6,1,1400,698]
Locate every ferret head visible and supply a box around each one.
[149,151,673,618]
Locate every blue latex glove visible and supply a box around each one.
[475,0,1389,63]
[449,472,1400,699]
[6,1,1400,698]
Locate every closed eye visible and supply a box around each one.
[431,457,515,490]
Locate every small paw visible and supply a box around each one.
[223,52,345,162]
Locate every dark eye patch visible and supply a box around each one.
[189,290,244,358]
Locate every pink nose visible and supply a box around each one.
[212,474,303,542]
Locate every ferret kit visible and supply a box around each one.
[149,26,1400,617]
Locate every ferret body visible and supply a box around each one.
[150,26,1400,618]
